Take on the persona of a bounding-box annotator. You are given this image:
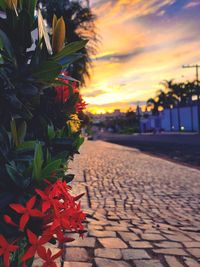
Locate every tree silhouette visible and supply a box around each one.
[39,0,98,86]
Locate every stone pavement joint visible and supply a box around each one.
[61,141,200,267]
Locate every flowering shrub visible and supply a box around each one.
[1,180,85,267]
[0,0,87,266]
[54,72,87,114]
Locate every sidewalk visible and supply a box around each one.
[53,141,200,267]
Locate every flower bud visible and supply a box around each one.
[52,16,66,54]
[52,14,58,34]
[6,0,17,9]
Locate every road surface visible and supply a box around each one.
[99,132,200,168]
[61,141,200,267]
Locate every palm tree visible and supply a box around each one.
[162,80,182,131]
[156,89,168,109]
[185,82,195,131]
[39,0,98,86]
[146,98,160,115]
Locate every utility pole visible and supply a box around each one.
[182,64,200,133]
[182,64,200,81]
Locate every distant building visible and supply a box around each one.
[91,109,125,124]
[113,109,121,116]
[140,103,199,133]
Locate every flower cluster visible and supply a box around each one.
[54,73,87,113]
[1,180,85,267]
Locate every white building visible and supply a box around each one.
[140,104,199,133]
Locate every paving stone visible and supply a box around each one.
[63,263,93,267]
[105,226,129,231]
[184,257,200,267]
[98,238,128,248]
[89,230,116,237]
[187,248,200,258]
[165,234,192,242]
[122,249,150,260]
[88,225,103,230]
[33,258,44,267]
[134,259,164,267]
[129,241,152,248]
[33,248,60,266]
[185,233,200,242]
[184,242,200,248]
[153,248,188,256]
[141,233,165,241]
[68,141,200,265]
[95,248,122,259]
[66,237,96,247]
[64,248,89,262]
[95,258,131,267]
[90,221,108,226]
[118,231,139,241]
[154,241,182,248]
[130,228,143,235]
[165,256,184,267]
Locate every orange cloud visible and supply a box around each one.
[82,0,200,113]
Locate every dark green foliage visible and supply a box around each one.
[39,0,98,86]
[0,0,87,244]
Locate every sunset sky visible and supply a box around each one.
[82,0,200,114]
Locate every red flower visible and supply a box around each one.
[54,81,70,103]
[54,76,79,104]
[37,247,64,267]
[75,97,87,113]
[53,226,75,244]
[3,215,18,227]
[10,196,43,231]
[22,229,50,262]
[35,181,85,247]
[0,235,18,267]
[35,189,62,213]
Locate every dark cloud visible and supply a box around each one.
[88,100,146,108]
[94,47,144,62]
[84,89,106,97]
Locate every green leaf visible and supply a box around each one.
[58,53,83,68]
[6,164,30,188]
[17,121,27,145]
[46,149,51,164]
[51,40,88,61]
[41,159,61,178]
[32,142,43,182]
[27,0,37,23]
[74,136,84,151]
[10,118,19,147]
[63,174,75,183]
[53,137,74,146]
[18,9,33,50]
[0,29,15,60]
[51,79,68,86]
[47,124,55,140]
[0,36,3,49]
[32,60,62,83]
[0,127,10,161]
[16,140,37,152]
[0,0,6,11]
[53,151,70,162]
[49,237,57,245]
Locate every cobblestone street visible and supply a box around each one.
[63,141,200,267]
